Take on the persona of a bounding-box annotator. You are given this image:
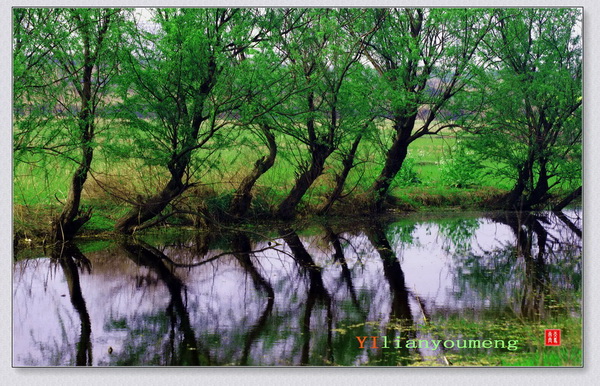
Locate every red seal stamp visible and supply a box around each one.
[545,329,561,346]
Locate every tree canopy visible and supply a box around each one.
[13,7,582,240]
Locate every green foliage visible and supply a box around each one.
[440,141,483,188]
[436,217,481,252]
[14,9,124,160]
[392,156,421,187]
[454,8,582,207]
[13,7,582,235]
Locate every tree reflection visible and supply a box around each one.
[366,222,415,366]
[452,211,582,320]
[490,212,558,320]
[324,226,362,313]
[281,229,333,365]
[51,243,93,366]
[14,210,581,367]
[554,210,582,239]
[231,232,275,365]
[120,240,206,365]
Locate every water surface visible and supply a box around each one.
[13,210,582,366]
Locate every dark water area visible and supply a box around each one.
[13,210,582,366]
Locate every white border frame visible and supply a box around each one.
[2,1,598,385]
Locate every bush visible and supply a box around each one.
[392,156,421,187]
[440,143,482,188]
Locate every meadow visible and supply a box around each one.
[14,124,519,240]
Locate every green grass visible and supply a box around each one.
[503,347,582,367]
[390,186,506,210]
[398,314,581,367]
[330,310,581,367]
[12,122,578,239]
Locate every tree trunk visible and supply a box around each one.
[506,152,553,210]
[276,145,332,220]
[51,61,94,242]
[51,146,93,242]
[553,186,582,212]
[525,158,550,209]
[371,138,410,212]
[115,49,214,234]
[229,127,277,218]
[370,114,415,212]
[504,149,535,210]
[317,135,362,215]
[115,172,186,234]
[115,89,209,234]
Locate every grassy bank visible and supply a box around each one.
[13,131,579,242]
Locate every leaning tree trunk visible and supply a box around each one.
[115,168,187,234]
[553,185,582,212]
[276,88,335,220]
[115,84,212,234]
[51,64,94,243]
[371,138,410,212]
[317,135,362,215]
[370,114,415,212]
[229,127,277,218]
[276,144,332,220]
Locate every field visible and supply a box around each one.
[13,119,576,240]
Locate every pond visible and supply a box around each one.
[12,210,582,366]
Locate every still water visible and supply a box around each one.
[13,210,582,366]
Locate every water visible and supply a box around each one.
[13,210,582,366]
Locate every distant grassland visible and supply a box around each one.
[12,121,526,236]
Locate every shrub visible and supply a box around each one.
[440,143,483,188]
[392,156,421,187]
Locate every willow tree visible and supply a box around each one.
[271,9,379,220]
[356,8,493,211]
[14,9,123,241]
[226,10,300,218]
[458,8,582,210]
[226,60,280,218]
[114,9,266,233]
[13,9,62,164]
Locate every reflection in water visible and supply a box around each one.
[482,212,581,320]
[53,243,93,366]
[231,233,274,366]
[366,222,414,365]
[490,213,550,320]
[280,228,333,365]
[13,210,582,366]
[325,226,362,314]
[555,210,582,239]
[120,240,204,365]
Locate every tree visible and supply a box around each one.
[357,8,493,210]
[114,9,264,233]
[226,11,297,218]
[13,9,63,164]
[14,9,123,241]
[458,8,582,210]
[271,9,378,219]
